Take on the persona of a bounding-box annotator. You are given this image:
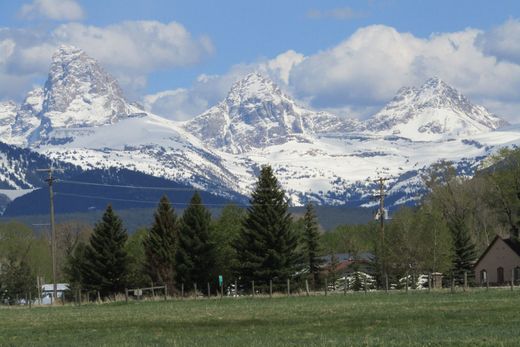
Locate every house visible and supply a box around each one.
[474,236,520,285]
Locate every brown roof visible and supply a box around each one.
[474,235,520,268]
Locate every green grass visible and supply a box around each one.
[1,289,519,346]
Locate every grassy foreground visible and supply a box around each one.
[0,289,519,346]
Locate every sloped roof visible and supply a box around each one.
[474,236,520,268]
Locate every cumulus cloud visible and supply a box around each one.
[19,0,84,21]
[289,24,520,120]
[477,18,520,65]
[144,50,304,120]
[147,21,520,123]
[0,20,214,100]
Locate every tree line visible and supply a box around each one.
[60,165,323,298]
[4,147,520,301]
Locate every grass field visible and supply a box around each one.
[1,289,519,346]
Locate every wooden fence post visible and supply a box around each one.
[451,275,455,294]
[364,276,367,294]
[28,292,32,309]
[220,281,223,299]
[181,283,184,299]
[151,282,155,299]
[344,277,347,295]
[428,273,431,293]
[405,274,409,293]
[125,288,128,303]
[269,279,273,298]
[194,283,197,299]
[252,281,255,298]
[287,279,290,297]
[385,273,389,293]
[463,272,467,292]
[164,284,168,301]
[97,291,101,303]
[207,282,211,299]
[235,279,238,297]
[325,278,328,296]
[512,269,515,291]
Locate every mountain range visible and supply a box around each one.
[0,45,519,215]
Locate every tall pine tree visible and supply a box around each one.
[144,195,178,290]
[302,202,323,288]
[175,192,215,292]
[451,217,477,282]
[81,205,128,297]
[234,165,300,286]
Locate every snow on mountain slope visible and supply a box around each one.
[30,45,144,145]
[184,73,359,153]
[0,101,17,142]
[366,77,507,141]
[37,112,247,197]
[3,45,520,211]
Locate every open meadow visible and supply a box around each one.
[0,289,519,346]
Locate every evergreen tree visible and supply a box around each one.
[175,192,215,292]
[234,165,300,286]
[81,205,128,297]
[451,218,477,282]
[144,195,178,290]
[302,202,323,288]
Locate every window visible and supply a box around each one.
[480,269,487,284]
[497,267,504,284]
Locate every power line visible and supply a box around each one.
[57,179,224,192]
[54,191,370,207]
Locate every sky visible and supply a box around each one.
[2,0,520,122]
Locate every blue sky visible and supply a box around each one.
[2,0,520,122]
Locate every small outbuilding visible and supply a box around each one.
[474,236,520,285]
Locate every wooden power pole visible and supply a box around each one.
[37,167,62,301]
[373,177,390,280]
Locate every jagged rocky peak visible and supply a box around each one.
[226,72,284,105]
[366,77,508,140]
[185,72,355,153]
[40,45,136,129]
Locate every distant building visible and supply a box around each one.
[474,236,520,285]
[41,283,69,304]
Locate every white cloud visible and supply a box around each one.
[477,18,520,64]
[143,50,304,120]
[288,24,520,121]
[19,0,84,21]
[0,21,214,100]
[147,22,520,123]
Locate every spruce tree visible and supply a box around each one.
[302,202,323,288]
[81,205,128,297]
[144,195,178,290]
[451,218,477,282]
[234,165,300,286]
[175,192,215,292]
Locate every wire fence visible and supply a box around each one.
[2,272,519,308]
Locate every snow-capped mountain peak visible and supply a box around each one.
[185,73,358,153]
[226,72,284,105]
[366,77,508,140]
[39,45,140,131]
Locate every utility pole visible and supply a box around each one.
[37,167,62,301]
[373,177,390,283]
